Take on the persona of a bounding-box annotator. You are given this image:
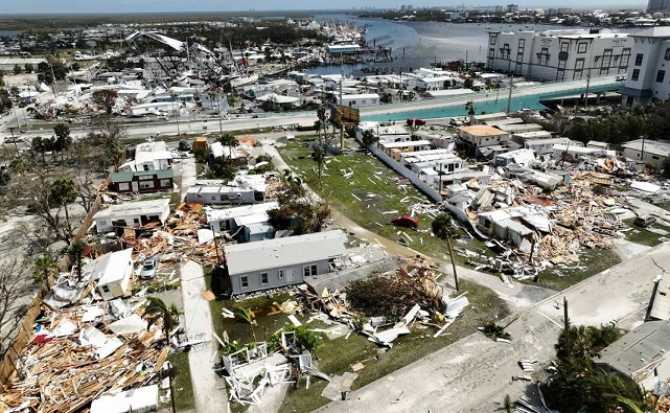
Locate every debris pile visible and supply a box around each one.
[0,304,169,413]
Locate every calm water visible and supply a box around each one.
[313,15,567,75]
[364,83,622,122]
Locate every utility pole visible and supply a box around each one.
[563,296,570,331]
[506,56,513,114]
[339,79,344,150]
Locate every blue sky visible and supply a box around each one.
[0,0,646,14]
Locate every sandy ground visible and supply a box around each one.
[318,242,670,413]
[179,260,229,413]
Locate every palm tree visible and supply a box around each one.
[311,144,326,189]
[432,213,460,291]
[49,176,78,240]
[234,306,257,343]
[217,133,239,160]
[361,129,378,153]
[144,297,177,338]
[33,254,57,290]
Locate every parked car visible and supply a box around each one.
[140,257,158,279]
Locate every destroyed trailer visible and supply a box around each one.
[0,302,171,413]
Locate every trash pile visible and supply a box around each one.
[0,302,170,413]
[445,170,629,277]
[300,261,469,346]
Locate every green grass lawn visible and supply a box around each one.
[278,137,491,265]
[534,247,621,291]
[623,219,670,247]
[207,275,509,413]
[168,351,195,412]
[279,137,624,291]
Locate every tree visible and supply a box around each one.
[233,306,257,343]
[33,254,57,291]
[49,176,78,241]
[465,101,476,121]
[663,157,670,179]
[0,90,12,114]
[217,133,239,159]
[432,213,460,291]
[361,129,378,153]
[543,323,647,413]
[92,89,118,115]
[67,240,85,280]
[207,157,236,180]
[144,297,177,338]
[53,123,72,163]
[0,258,32,356]
[311,143,326,188]
[12,64,22,75]
[87,118,126,171]
[24,63,33,74]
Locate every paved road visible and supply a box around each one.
[179,260,229,413]
[318,242,670,413]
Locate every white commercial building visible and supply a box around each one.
[622,27,670,103]
[335,93,380,108]
[487,29,631,82]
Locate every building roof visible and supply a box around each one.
[224,230,347,275]
[206,201,279,223]
[622,139,670,158]
[93,248,133,286]
[380,139,432,149]
[650,276,670,321]
[460,125,509,137]
[111,169,174,183]
[599,321,670,378]
[94,198,170,220]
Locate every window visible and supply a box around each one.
[635,53,644,66]
[118,182,130,191]
[518,38,526,48]
[632,69,640,81]
[303,265,318,277]
[488,47,495,59]
[139,180,155,190]
[665,48,670,60]
[278,270,284,280]
[101,285,110,293]
[577,42,588,54]
[241,276,249,288]
[260,273,268,284]
[658,70,666,83]
[574,58,585,80]
[489,33,498,46]
[160,179,172,188]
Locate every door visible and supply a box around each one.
[131,181,139,192]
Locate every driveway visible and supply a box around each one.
[179,260,229,413]
[318,242,670,413]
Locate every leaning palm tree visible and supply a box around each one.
[233,306,257,343]
[432,213,460,292]
[144,297,177,338]
[217,134,239,160]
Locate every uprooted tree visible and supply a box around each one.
[268,170,331,235]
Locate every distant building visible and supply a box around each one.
[599,321,670,391]
[621,138,670,168]
[185,175,267,206]
[223,230,347,295]
[622,27,670,103]
[458,125,510,154]
[109,169,174,194]
[487,29,631,82]
[649,0,670,13]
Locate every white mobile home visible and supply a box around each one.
[93,199,171,234]
[224,230,346,295]
[93,248,134,300]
